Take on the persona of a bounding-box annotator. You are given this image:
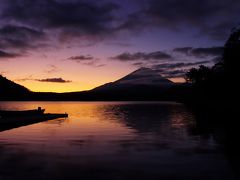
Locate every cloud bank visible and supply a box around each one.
[36,78,72,83]
[0,0,238,56]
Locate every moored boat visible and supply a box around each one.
[0,107,45,117]
[0,107,68,131]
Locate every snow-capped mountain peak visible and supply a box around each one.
[115,68,173,85]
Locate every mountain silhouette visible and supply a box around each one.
[115,67,173,85]
[93,67,174,92]
[0,75,30,100]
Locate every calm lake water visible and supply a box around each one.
[0,101,238,180]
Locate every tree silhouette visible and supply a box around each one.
[184,26,240,106]
[185,65,211,84]
[186,26,240,85]
[222,26,240,79]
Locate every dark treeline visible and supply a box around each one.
[184,26,240,111]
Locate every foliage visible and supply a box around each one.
[222,26,240,76]
[185,65,212,84]
[186,26,240,84]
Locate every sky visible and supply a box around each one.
[0,0,239,92]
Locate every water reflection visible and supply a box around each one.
[188,109,240,179]
[0,102,238,180]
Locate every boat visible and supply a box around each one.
[0,107,68,132]
[0,107,45,117]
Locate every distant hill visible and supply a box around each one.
[0,75,30,100]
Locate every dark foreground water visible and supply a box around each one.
[0,101,239,180]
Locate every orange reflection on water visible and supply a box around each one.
[0,102,135,153]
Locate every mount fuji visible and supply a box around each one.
[115,67,173,85]
[93,67,174,91]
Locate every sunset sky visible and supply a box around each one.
[0,0,239,92]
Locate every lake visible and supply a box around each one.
[0,101,238,180]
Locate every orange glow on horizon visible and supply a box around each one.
[168,77,186,83]
[16,77,187,93]
[13,66,135,92]
[17,80,98,92]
